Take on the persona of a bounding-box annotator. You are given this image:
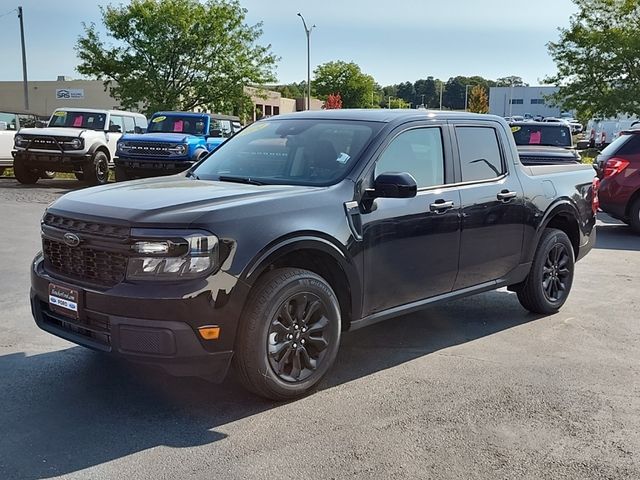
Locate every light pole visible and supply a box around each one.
[465,84,471,112]
[18,6,29,111]
[439,82,444,110]
[388,96,393,109]
[297,13,315,111]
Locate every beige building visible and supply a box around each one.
[0,78,323,122]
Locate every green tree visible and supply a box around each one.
[396,81,416,105]
[313,61,377,108]
[76,0,278,115]
[546,0,640,118]
[495,76,528,87]
[468,85,489,113]
[414,77,439,108]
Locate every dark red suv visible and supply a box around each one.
[595,129,640,232]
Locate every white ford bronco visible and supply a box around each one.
[12,108,147,185]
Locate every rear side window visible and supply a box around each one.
[603,133,640,156]
[123,116,136,134]
[134,116,148,133]
[456,127,504,182]
[109,115,125,133]
[375,128,445,188]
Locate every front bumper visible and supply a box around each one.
[30,255,246,382]
[13,150,91,172]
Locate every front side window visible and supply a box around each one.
[192,119,381,186]
[148,115,206,135]
[123,116,136,134]
[109,115,125,133]
[48,111,106,130]
[456,127,504,182]
[375,127,445,188]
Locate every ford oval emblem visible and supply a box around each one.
[63,232,81,247]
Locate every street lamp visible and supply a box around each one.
[465,84,472,112]
[297,13,315,111]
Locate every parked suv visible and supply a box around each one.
[30,110,597,400]
[12,108,147,185]
[114,112,241,181]
[595,129,640,232]
[0,111,41,176]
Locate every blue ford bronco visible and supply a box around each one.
[114,111,241,181]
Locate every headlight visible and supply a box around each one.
[14,135,26,147]
[126,230,219,281]
[70,138,83,149]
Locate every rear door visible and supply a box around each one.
[361,122,461,315]
[451,122,525,290]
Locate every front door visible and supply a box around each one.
[452,124,525,290]
[361,124,461,316]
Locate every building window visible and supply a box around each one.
[509,99,524,105]
[531,99,545,105]
[273,106,280,116]
[265,105,272,116]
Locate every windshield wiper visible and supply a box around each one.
[217,175,265,186]
[185,171,200,180]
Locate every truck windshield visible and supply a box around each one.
[48,111,106,130]
[511,124,572,147]
[192,119,381,186]
[148,115,206,135]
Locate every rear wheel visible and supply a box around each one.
[82,151,110,185]
[517,228,575,314]
[233,268,341,400]
[13,160,39,184]
[629,197,640,234]
[114,165,129,182]
[40,170,56,179]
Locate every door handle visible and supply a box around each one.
[497,190,517,201]
[429,200,455,213]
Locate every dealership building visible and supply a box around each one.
[489,86,574,118]
[0,77,322,122]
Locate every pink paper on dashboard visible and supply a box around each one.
[529,131,542,144]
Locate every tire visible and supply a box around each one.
[74,172,84,181]
[517,228,575,314]
[13,160,39,184]
[629,197,640,234]
[114,165,129,182]
[0,167,5,176]
[40,170,56,179]
[233,268,342,400]
[82,151,110,185]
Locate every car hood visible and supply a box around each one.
[120,132,195,143]
[18,127,100,138]
[48,175,319,226]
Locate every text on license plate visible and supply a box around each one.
[49,284,79,316]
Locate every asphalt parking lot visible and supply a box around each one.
[0,177,638,480]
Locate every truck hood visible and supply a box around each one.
[49,175,319,226]
[18,127,99,138]
[120,132,194,143]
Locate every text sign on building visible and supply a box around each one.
[55,89,85,100]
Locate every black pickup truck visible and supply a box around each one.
[30,110,597,400]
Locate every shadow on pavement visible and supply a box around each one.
[595,223,640,252]
[0,289,539,479]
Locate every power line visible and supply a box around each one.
[0,8,18,20]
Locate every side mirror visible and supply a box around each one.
[109,124,122,133]
[373,172,418,199]
[209,129,222,138]
[36,121,47,128]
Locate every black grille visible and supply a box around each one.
[23,135,79,151]
[39,301,111,348]
[43,213,129,240]
[122,142,174,156]
[43,238,127,287]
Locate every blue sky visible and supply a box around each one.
[0,0,577,86]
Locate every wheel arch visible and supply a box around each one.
[534,200,581,260]
[624,187,640,219]
[243,236,361,330]
[88,143,111,161]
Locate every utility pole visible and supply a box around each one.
[297,13,315,111]
[439,82,444,110]
[18,6,29,111]
[421,94,425,107]
[388,96,392,109]
[465,85,471,112]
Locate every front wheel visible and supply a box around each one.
[82,151,110,185]
[516,228,575,314]
[40,170,56,179]
[13,160,39,184]
[233,268,341,400]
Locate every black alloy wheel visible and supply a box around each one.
[517,228,575,314]
[233,268,341,400]
[267,292,331,382]
[542,243,571,302]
